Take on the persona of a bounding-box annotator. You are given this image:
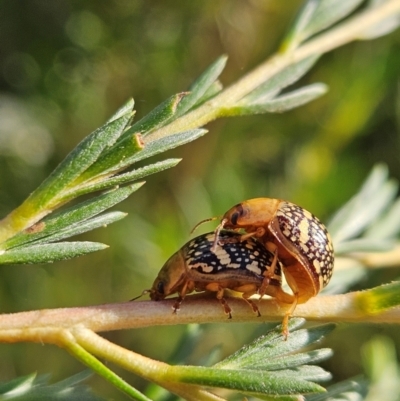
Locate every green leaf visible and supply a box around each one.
[195,80,223,106]
[224,83,327,116]
[0,242,108,264]
[241,56,320,104]
[294,0,364,44]
[215,319,335,370]
[328,164,398,244]
[364,197,400,240]
[3,184,142,250]
[246,349,333,371]
[334,238,395,254]
[69,159,181,198]
[307,376,368,401]
[127,93,188,138]
[281,0,320,51]
[0,373,37,395]
[175,55,228,116]
[0,371,106,400]
[27,110,133,208]
[125,129,208,166]
[359,0,400,40]
[176,367,326,396]
[76,132,144,182]
[28,211,126,245]
[356,281,400,314]
[163,320,333,397]
[107,98,135,123]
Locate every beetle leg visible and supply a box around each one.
[242,293,261,317]
[258,242,278,299]
[216,287,232,318]
[172,280,189,313]
[279,269,299,340]
[238,226,266,242]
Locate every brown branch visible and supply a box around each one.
[0,291,399,344]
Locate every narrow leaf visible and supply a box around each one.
[123,129,208,167]
[249,349,333,371]
[359,0,400,40]
[127,93,188,138]
[3,184,142,250]
[29,211,127,245]
[0,371,105,401]
[107,98,135,123]
[356,281,400,314]
[175,366,326,395]
[334,238,395,254]
[195,80,223,106]
[307,376,368,401]
[216,320,335,370]
[176,55,228,116]
[328,164,398,244]
[242,56,320,103]
[76,133,144,182]
[224,83,327,116]
[69,159,180,198]
[297,0,364,43]
[0,242,108,264]
[0,373,36,395]
[26,111,133,208]
[280,0,320,51]
[364,197,400,240]
[269,366,331,382]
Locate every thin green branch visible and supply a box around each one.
[63,336,152,401]
[146,0,400,142]
[71,327,225,401]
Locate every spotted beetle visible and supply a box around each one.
[194,198,335,336]
[147,231,292,317]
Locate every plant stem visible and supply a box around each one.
[146,0,400,142]
[71,327,225,401]
[0,289,399,342]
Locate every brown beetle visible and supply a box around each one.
[147,231,292,317]
[195,198,334,336]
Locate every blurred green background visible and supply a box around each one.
[0,1,400,399]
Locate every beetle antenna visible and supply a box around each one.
[190,216,220,234]
[212,218,228,251]
[130,289,150,302]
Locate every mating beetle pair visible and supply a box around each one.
[146,198,334,337]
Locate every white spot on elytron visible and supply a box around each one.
[300,242,309,253]
[245,261,262,275]
[192,262,213,273]
[253,251,260,256]
[298,218,310,244]
[214,247,231,265]
[313,259,324,288]
[227,263,241,269]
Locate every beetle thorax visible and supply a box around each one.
[223,198,281,229]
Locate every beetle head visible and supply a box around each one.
[149,250,187,301]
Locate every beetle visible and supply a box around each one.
[147,231,293,318]
[194,198,334,336]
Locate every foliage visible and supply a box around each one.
[0,0,400,400]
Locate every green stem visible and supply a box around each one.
[71,327,225,401]
[146,0,400,143]
[63,333,152,401]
